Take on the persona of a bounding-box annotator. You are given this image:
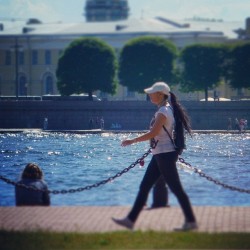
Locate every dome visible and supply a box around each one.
[84,0,130,22]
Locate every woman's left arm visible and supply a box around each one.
[121,113,167,146]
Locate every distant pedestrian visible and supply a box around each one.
[151,176,169,208]
[234,118,240,131]
[89,118,94,129]
[100,117,104,130]
[15,163,50,206]
[95,117,100,129]
[227,118,232,130]
[244,119,248,130]
[43,117,48,130]
[239,119,245,132]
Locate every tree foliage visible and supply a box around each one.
[225,42,250,90]
[119,36,177,93]
[56,37,118,99]
[180,44,226,100]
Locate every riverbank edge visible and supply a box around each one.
[0,128,249,134]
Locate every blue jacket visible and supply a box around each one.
[15,178,50,206]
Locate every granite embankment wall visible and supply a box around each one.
[1,100,249,130]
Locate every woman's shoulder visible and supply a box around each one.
[158,104,173,115]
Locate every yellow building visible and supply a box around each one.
[0,16,249,100]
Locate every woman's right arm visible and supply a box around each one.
[121,113,167,146]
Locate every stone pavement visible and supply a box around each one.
[0,206,249,233]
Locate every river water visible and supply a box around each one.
[0,131,249,206]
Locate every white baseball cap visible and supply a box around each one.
[144,82,170,95]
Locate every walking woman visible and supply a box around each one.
[112,82,197,231]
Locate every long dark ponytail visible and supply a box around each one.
[169,92,192,135]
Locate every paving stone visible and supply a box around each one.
[0,206,249,233]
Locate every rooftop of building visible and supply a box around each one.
[0,16,246,40]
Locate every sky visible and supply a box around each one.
[0,0,249,23]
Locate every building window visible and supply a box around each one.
[5,51,11,65]
[45,50,51,65]
[44,75,53,94]
[32,50,38,65]
[19,51,24,65]
[19,75,27,96]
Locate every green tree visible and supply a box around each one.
[56,37,118,100]
[119,36,177,93]
[180,44,225,100]
[225,42,250,91]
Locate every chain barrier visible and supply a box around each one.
[1,148,250,195]
[178,157,250,194]
[0,148,152,194]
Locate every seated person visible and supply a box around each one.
[15,163,50,206]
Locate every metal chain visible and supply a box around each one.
[1,149,250,195]
[178,157,250,194]
[0,148,152,195]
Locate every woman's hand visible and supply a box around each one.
[121,139,135,147]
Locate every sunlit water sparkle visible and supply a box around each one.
[0,132,249,206]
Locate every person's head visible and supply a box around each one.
[21,163,43,180]
[144,82,170,105]
[145,81,192,134]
